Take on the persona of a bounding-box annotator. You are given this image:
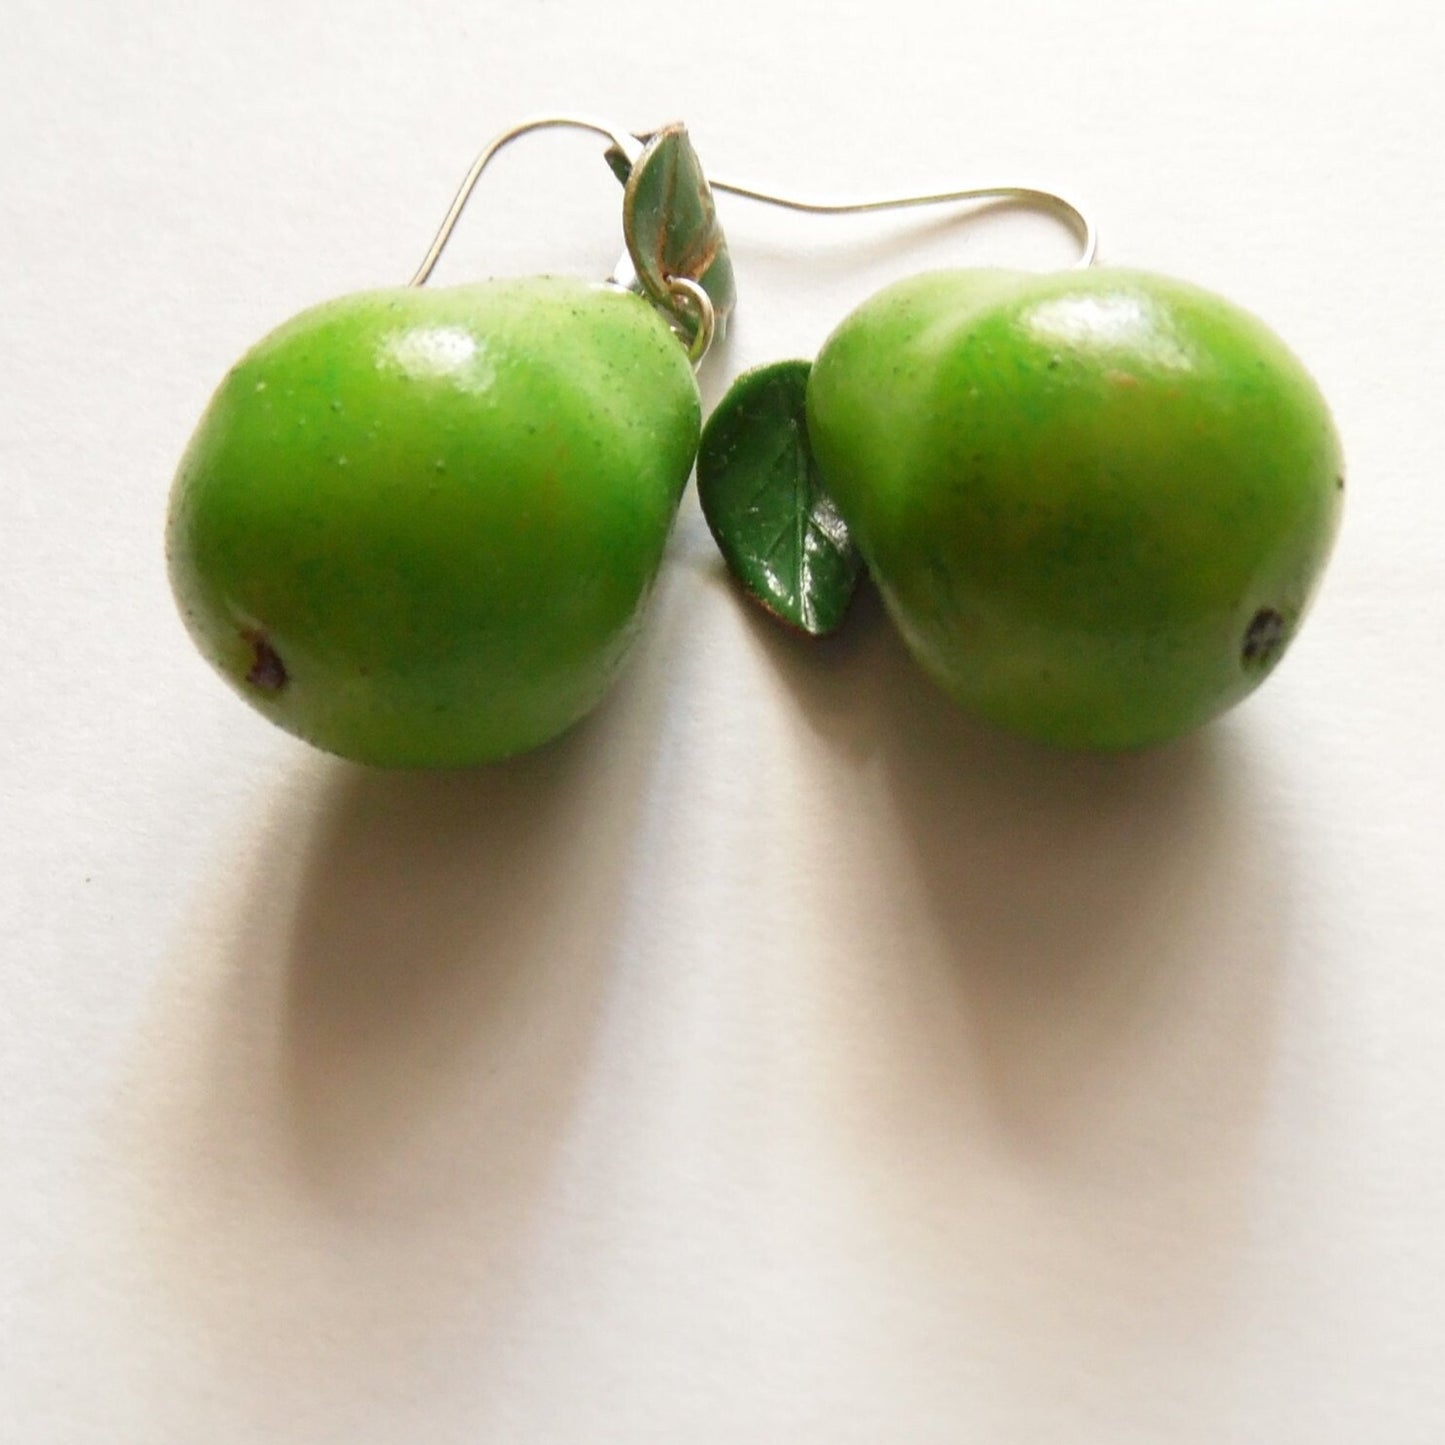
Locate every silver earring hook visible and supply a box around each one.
[666,277,716,365]
[708,177,1098,268]
[408,117,1096,358]
[408,114,642,288]
[408,115,723,369]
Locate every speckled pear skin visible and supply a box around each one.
[806,267,1343,750]
[168,277,700,767]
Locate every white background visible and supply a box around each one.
[4,2,1444,1440]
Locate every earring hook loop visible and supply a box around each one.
[708,177,1098,268]
[408,114,641,288]
[412,119,1097,289]
[665,276,716,365]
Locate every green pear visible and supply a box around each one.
[806,268,1343,750]
[168,276,700,767]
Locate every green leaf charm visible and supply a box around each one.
[614,123,736,343]
[697,359,862,636]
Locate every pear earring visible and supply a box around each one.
[167,117,730,769]
[169,120,1343,766]
[697,172,1342,752]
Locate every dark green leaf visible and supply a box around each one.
[621,124,736,342]
[697,360,862,636]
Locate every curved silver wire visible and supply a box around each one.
[666,276,716,366]
[409,115,719,367]
[408,114,638,287]
[412,119,1098,289]
[709,178,1098,268]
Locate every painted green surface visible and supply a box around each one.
[697,359,860,635]
[168,276,700,767]
[807,268,1343,750]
